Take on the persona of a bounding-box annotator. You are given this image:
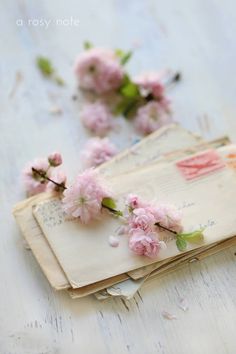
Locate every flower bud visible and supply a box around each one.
[48,152,62,167]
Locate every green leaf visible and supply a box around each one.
[179,229,204,244]
[36,57,65,86]
[115,75,141,117]
[113,210,123,217]
[115,49,124,58]
[113,97,141,118]
[120,51,132,65]
[123,99,140,118]
[176,237,187,251]
[102,197,117,210]
[120,82,139,98]
[36,56,54,76]
[120,73,131,86]
[119,74,140,100]
[115,50,132,65]
[55,76,65,86]
[84,41,93,50]
[113,98,130,115]
[102,198,123,217]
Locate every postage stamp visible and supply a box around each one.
[176,150,225,180]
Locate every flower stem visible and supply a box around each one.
[32,167,66,190]
[144,72,181,103]
[101,203,123,217]
[165,72,181,88]
[155,222,178,235]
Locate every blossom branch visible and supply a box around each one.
[166,72,181,87]
[33,167,123,218]
[155,222,178,235]
[144,71,181,101]
[101,203,123,216]
[32,167,66,190]
[155,221,204,251]
[101,197,123,216]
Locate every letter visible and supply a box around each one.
[32,19,39,26]
[56,19,63,26]
[63,18,69,26]
[44,19,51,29]
[16,19,23,26]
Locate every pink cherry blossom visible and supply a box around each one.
[74,48,124,94]
[48,152,62,167]
[22,158,50,196]
[134,101,172,135]
[62,168,111,224]
[47,169,67,192]
[80,102,114,136]
[128,207,157,234]
[134,72,171,111]
[134,72,165,97]
[126,194,147,210]
[154,203,183,233]
[82,137,117,168]
[129,230,161,258]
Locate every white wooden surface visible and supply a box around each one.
[1,0,236,353]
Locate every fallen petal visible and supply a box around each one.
[49,106,63,115]
[161,310,177,320]
[117,225,127,235]
[178,297,189,312]
[108,235,119,247]
[159,240,167,250]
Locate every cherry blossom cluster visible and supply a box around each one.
[23,164,204,255]
[125,194,182,257]
[61,181,204,254]
[81,137,117,168]
[23,161,122,223]
[23,152,66,196]
[62,168,121,224]
[22,139,117,198]
[74,43,178,136]
[125,194,204,256]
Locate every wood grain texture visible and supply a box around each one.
[1,0,236,353]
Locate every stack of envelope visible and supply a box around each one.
[13,124,236,300]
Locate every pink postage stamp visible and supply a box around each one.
[176,150,225,180]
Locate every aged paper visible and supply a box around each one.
[127,144,235,279]
[97,123,205,176]
[13,193,69,290]
[67,273,129,299]
[33,145,236,288]
[94,236,236,300]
